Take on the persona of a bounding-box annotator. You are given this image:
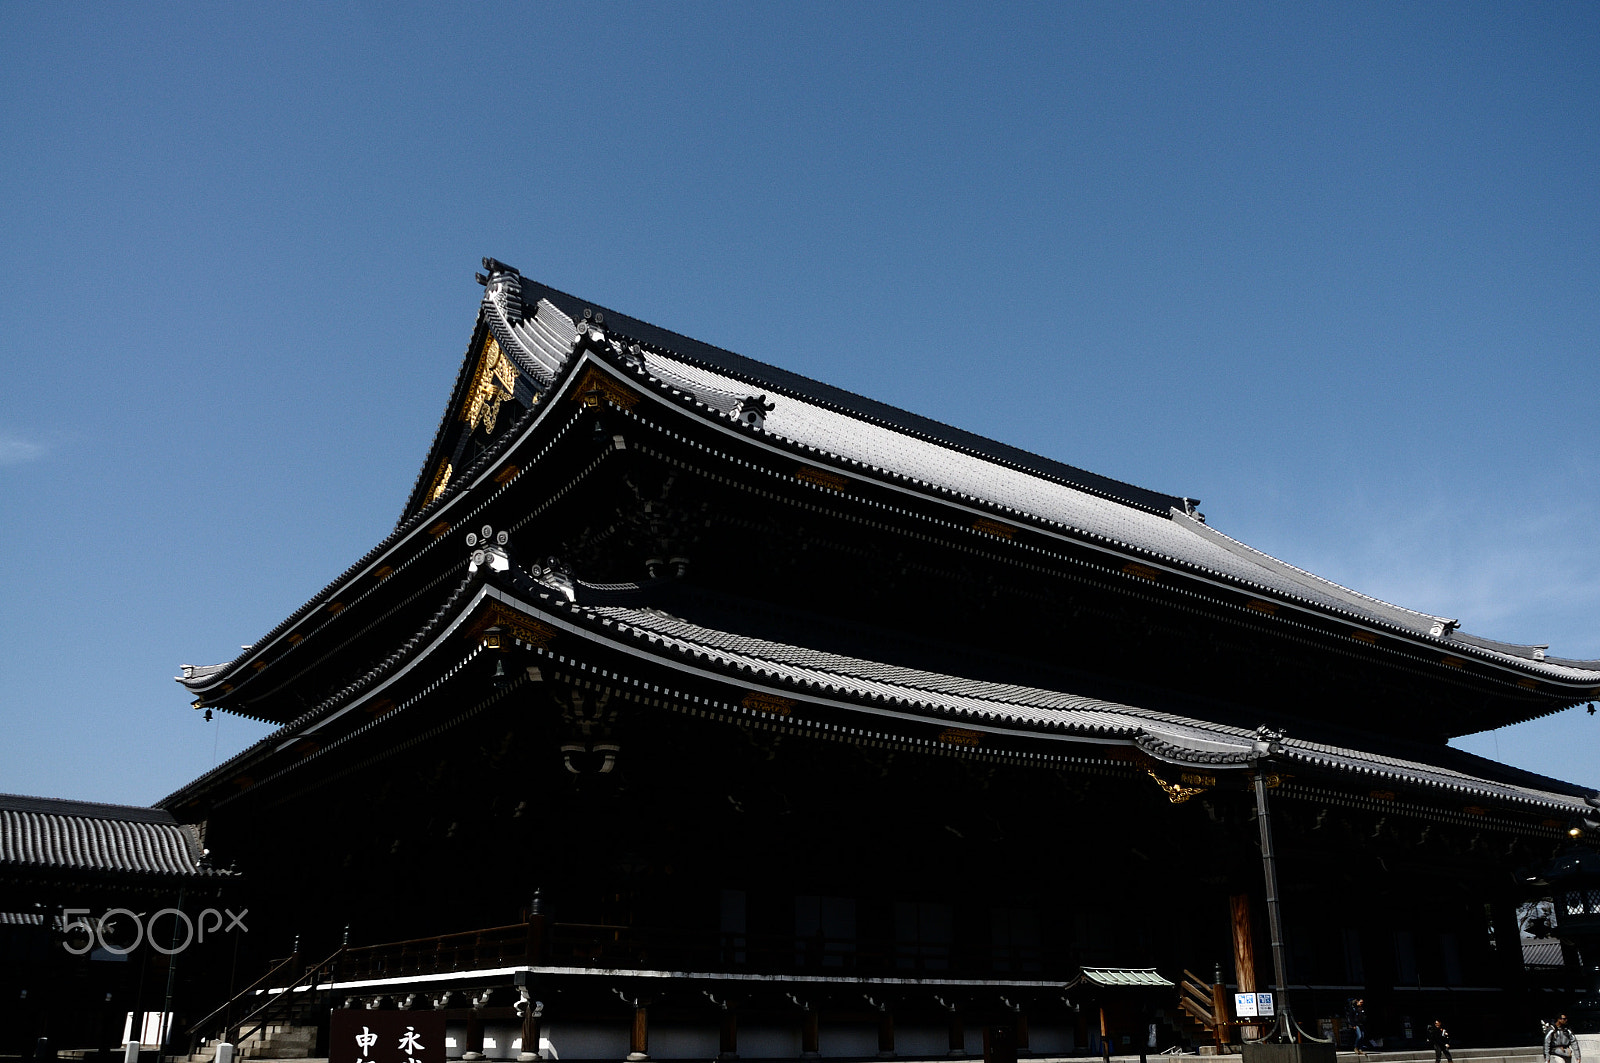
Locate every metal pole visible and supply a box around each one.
[156,887,186,1053]
[1253,769,1291,1040]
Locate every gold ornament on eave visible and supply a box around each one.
[462,335,518,434]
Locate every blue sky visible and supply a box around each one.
[2,3,1596,804]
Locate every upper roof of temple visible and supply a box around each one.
[176,258,1600,739]
[416,259,1592,668]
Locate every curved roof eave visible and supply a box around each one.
[179,277,1600,711]
[555,338,1600,693]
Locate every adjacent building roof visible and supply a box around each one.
[0,793,217,879]
[1069,967,1177,989]
[1521,938,1565,967]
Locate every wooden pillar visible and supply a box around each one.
[801,1005,820,1059]
[519,991,542,1062]
[1014,1011,1029,1056]
[947,1008,965,1057]
[1210,981,1232,1048]
[464,1006,486,1061]
[984,1023,1018,1063]
[718,1007,738,1060]
[1098,1007,1110,1063]
[877,1007,895,1058]
[1230,893,1259,1040]
[628,1003,650,1062]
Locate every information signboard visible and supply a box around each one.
[1235,992,1258,1018]
[329,1011,446,1063]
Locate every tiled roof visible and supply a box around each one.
[497,277,1597,679]
[582,598,1593,806]
[489,576,1599,815]
[1522,938,1564,967]
[517,279,1183,515]
[1071,968,1176,988]
[0,911,45,926]
[181,267,1600,708]
[0,793,214,878]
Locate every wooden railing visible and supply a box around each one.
[1177,968,1231,1049]
[339,922,535,981]
[303,921,1055,984]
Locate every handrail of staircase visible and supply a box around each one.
[1177,970,1216,1025]
[229,944,346,1050]
[1179,983,1214,1014]
[186,950,302,1049]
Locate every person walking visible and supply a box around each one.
[1347,999,1372,1054]
[1546,1015,1581,1063]
[1426,1020,1453,1063]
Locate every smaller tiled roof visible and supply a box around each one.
[0,793,216,878]
[1071,968,1176,988]
[0,911,46,926]
[1522,938,1564,967]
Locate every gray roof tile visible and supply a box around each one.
[576,599,1594,814]
[0,794,212,878]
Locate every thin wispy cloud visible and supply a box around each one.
[0,435,47,466]
[1241,490,1600,660]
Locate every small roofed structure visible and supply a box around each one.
[1068,967,1178,990]
[1067,968,1178,1063]
[0,793,231,1056]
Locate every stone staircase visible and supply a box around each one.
[170,1024,319,1063]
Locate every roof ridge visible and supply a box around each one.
[523,278,1186,516]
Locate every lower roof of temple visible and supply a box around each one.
[159,555,1600,827]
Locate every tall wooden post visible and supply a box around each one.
[877,1006,896,1058]
[526,889,549,965]
[1210,980,1232,1048]
[628,1003,650,1062]
[518,989,542,1062]
[1098,1006,1110,1063]
[464,1004,486,1061]
[1015,1010,1029,1056]
[947,1008,965,1057]
[719,1006,739,1060]
[801,1005,820,1059]
[1230,893,1259,1040]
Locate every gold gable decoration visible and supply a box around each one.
[462,334,519,434]
[1146,769,1209,805]
[425,462,453,505]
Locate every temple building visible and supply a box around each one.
[40,259,1600,1058]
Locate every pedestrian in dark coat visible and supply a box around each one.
[1347,999,1372,1053]
[1426,1020,1453,1063]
